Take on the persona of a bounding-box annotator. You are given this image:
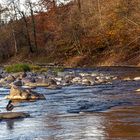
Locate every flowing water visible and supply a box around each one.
[0,67,140,140]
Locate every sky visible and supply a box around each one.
[0,0,39,6]
[0,0,69,4]
[0,0,70,10]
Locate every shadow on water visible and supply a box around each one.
[3,118,24,130]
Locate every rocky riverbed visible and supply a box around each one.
[0,67,140,139]
[0,68,118,89]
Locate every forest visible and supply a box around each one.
[0,0,140,67]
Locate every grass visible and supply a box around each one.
[5,63,49,73]
[5,63,30,73]
[5,62,64,74]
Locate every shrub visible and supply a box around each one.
[5,63,30,73]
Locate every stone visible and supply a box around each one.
[24,82,49,88]
[79,73,90,77]
[136,89,140,92]
[47,85,62,90]
[46,78,57,86]
[12,80,23,86]
[0,78,6,85]
[12,72,27,80]
[35,78,45,83]
[134,77,140,81]
[5,85,46,100]
[55,77,62,82]
[0,74,3,79]
[72,77,82,83]
[123,77,131,81]
[22,77,36,83]
[20,72,27,79]
[5,75,15,83]
[0,112,30,119]
[91,73,98,77]
[64,75,75,81]
[57,72,67,77]
[112,76,117,80]
[0,78,11,87]
[82,76,96,85]
[82,79,91,86]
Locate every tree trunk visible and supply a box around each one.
[29,2,38,52]
[10,22,18,55]
[21,11,34,53]
[77,0,81,12]
[97,0,103,28]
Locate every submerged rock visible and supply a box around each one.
[72,77,82,84]
[5,85,46,100]
[0,112,30,119]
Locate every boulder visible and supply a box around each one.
[136,89,140,92]
[22,77,36,83]
[72,77,82,84]
[12,72,27,80]
[5,75,15,83]
[123,77,131,81]
[0,78,11,87]
[20,72,27,79]
[0,112,30,119]
[12,80,23,86]
[82,76,96,85]
[5,85,46,100]
[0,78,7,85]
[134,77,140,81]
[82,79,91,86]
[25,78,57,88]
[0,74,3,79]
[45,78,57,86]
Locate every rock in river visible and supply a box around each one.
[5,85,46,100]
[12,80,23,86]
[0,112,30,119]
[135,89,140,92]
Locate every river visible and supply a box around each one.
[0,67,140,139]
